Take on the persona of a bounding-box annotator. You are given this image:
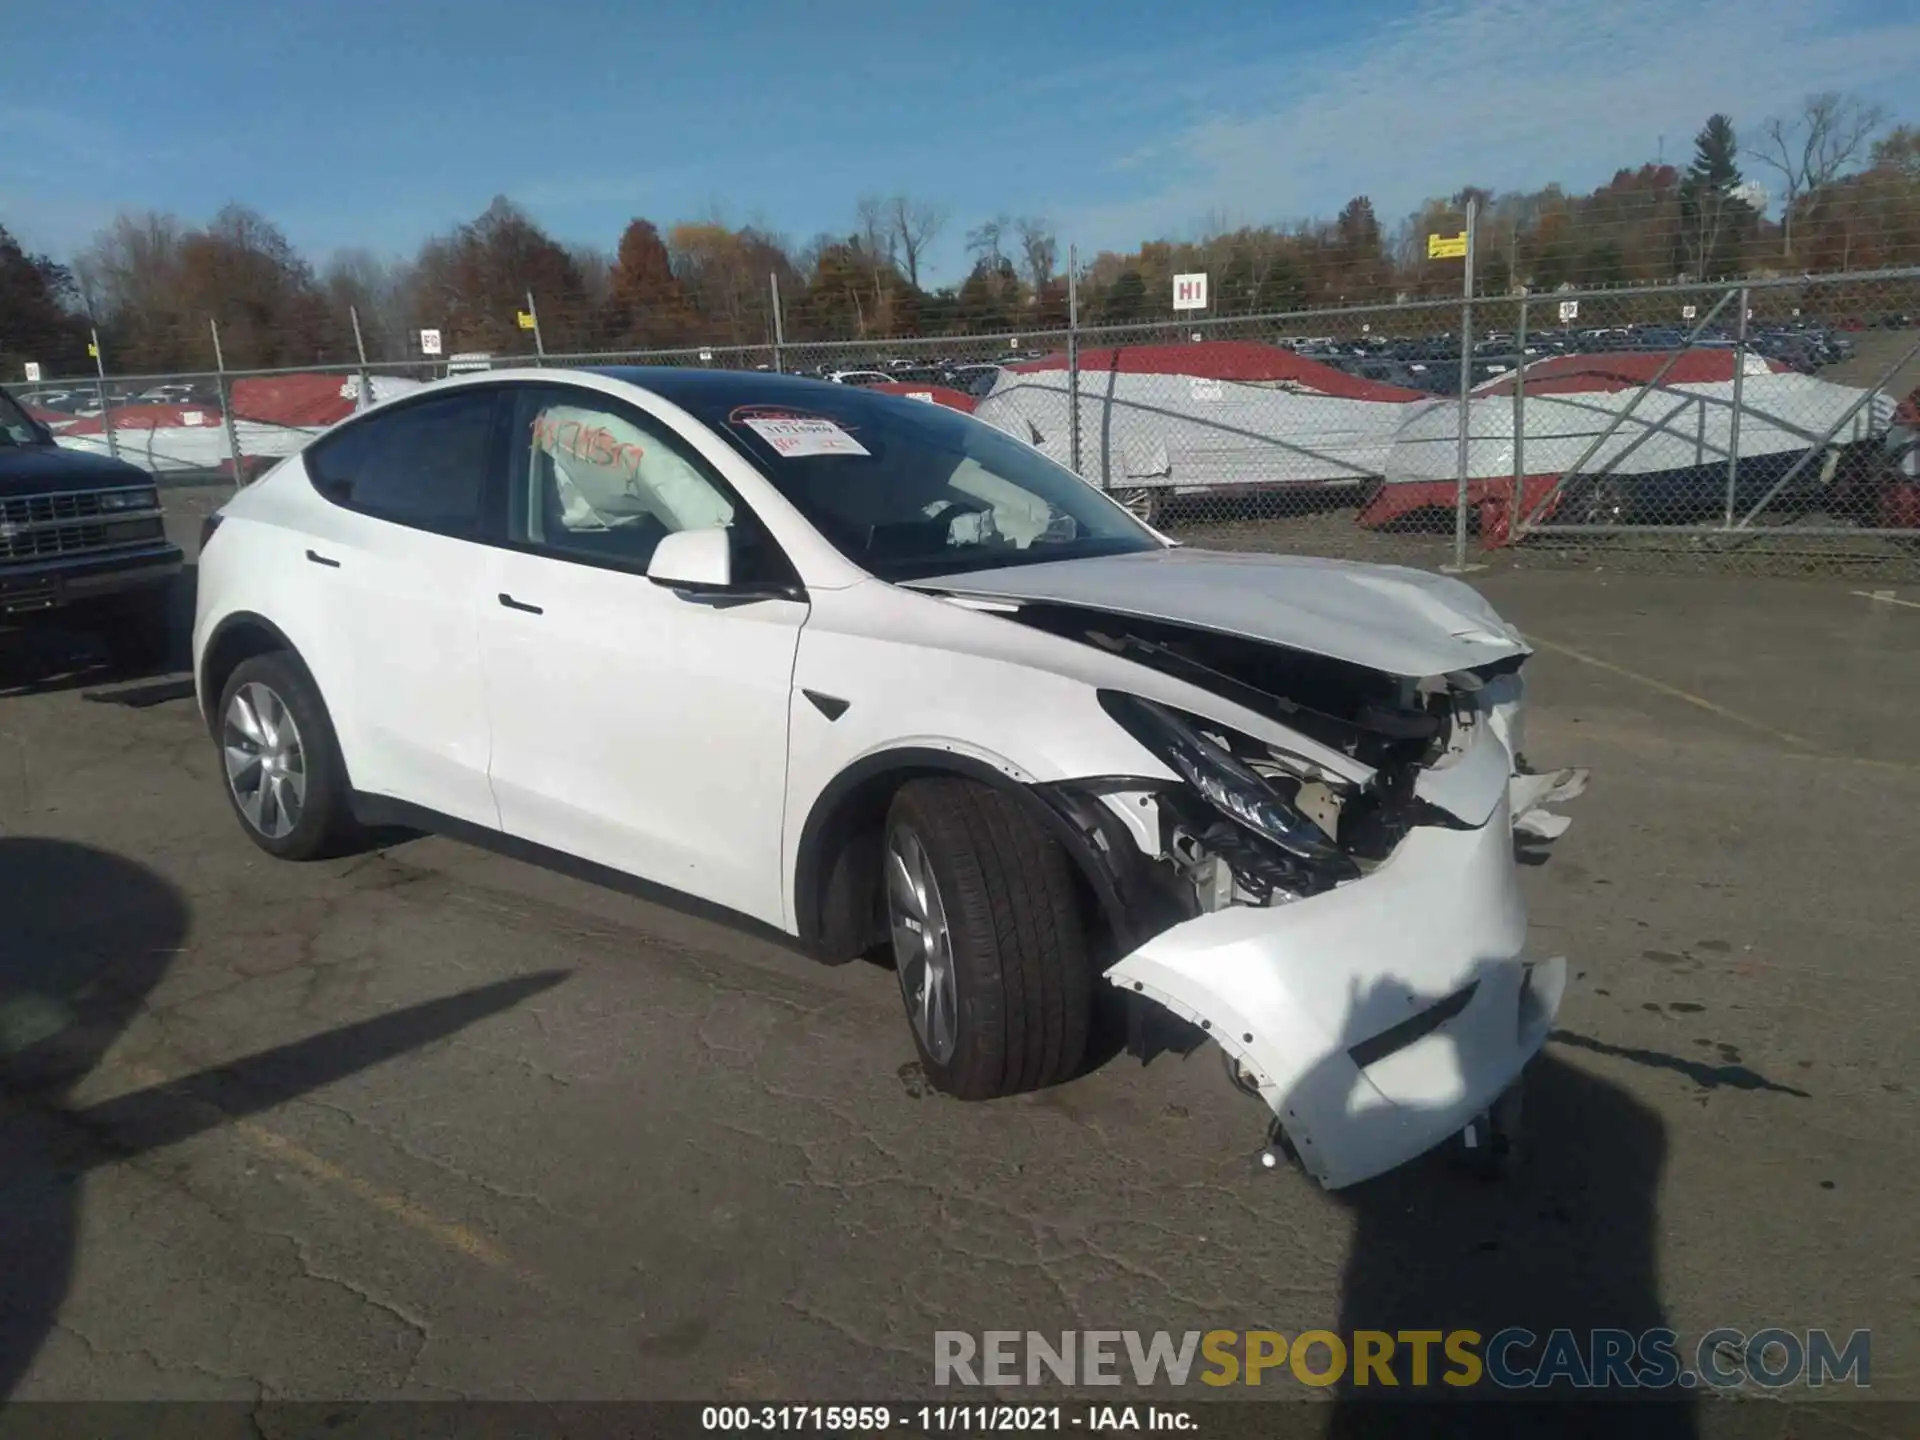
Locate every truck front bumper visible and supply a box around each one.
[0,543,183,616]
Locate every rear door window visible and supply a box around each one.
[307,388,500,538]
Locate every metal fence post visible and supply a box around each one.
[1067,242,1082,478]
[525,291,545,365]
[1449,196,1478,571]
[209,319,247,491]
[348,305,372,410]
[89,328,118,460]
[770,272,785,374]
[1723,285,1749,528]
[1511,293,1527,534]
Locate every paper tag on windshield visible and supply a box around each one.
[741,416,869,458]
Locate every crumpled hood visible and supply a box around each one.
[906,547,1528,678]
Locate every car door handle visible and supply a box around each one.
[498,593,543,615]
[305,549,341,568]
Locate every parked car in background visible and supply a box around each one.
[0,386,179,664]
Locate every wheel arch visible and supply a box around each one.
[792,746,1161,964]
[197,611,309,735]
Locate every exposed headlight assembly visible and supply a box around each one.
[1099,691,1351,868]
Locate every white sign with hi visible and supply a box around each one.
[419,328,443,356]
[1172,273,1208,311]
[1558,300,1579,322]
[22,362,41,383]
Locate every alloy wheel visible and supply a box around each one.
[886,822,958,1065]
[223,681,307,840]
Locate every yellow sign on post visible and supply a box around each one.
[1427,232,1468,260]
[87,342,100,358]
[516,310,536,331]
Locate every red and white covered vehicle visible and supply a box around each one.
[973,342,1427,510]
[1360,351,1897,542]
[52,374,426,480]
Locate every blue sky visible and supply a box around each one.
[2,0,1914,285]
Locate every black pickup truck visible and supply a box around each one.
[0,387,182,664]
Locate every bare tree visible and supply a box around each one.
[965,215,1010,270]
[321,247,413,358]
[1014,216,1058,295]
[1749,91,1888,258]
[887,196,947,289]
[853,195,898,316]
[568,244,613,309]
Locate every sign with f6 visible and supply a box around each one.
[22,362,41,383]
[419,328,443,357]
[1172,273,1208,311]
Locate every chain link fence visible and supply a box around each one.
[8,268,1919,579]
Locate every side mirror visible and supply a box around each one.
[646,526,732,591]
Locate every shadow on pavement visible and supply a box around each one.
[0,835,568,1398]
[1327,1053,1693,1436]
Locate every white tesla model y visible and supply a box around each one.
[193,367,1585,1186]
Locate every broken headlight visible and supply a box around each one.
[1099,692,1349,867]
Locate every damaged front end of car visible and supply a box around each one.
[1018,609,1580,1189]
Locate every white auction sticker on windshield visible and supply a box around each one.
[741,415,870,458]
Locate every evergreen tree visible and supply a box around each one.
[1102,269,1146,323]
[1677,115,1753,277]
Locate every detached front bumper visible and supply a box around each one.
[1108,789,1564,1189]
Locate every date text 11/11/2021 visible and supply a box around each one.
[701,1404,1197,1431]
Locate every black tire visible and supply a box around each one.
[884,777,1093,1100]
[215,651,362,861]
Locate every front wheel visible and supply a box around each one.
[884,778,1093,1100]
[217,652,362,860]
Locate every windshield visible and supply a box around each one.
[0,389,46,447]
[668,382,1163,582]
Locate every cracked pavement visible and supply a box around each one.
[0,487,1913,1404]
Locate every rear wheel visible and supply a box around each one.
[217,652,362,860]
[884,778,1093,1100]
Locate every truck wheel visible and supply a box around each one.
[884,777,1092,1100]
[217,652,362,861]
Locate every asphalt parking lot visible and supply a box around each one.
[1,486,1915,1419]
